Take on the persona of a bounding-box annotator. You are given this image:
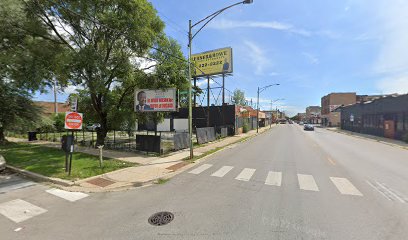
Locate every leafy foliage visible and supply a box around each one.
[232,89,246,106]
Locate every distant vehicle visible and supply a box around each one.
[86,123,101,131]
[279,120,287,124]
[299,121,304,125]
[288,120,293,124]
[0,155,6,172]
[304,124,314,131]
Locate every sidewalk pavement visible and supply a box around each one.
[326,127,408,150]
[7,126,274,192]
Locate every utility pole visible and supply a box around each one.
[53,79,58,114]
[187,0,253,159]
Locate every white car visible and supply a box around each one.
[0,155,6,172]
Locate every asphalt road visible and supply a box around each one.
[1,124,407,240]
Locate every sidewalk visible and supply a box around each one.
[7,126,273,192]
[326,127,408,150]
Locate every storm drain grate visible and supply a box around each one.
[148,212,174,226]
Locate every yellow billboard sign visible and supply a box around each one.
[191,47,233,77]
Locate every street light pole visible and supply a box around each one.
[188,20,193,159]
[187,1,253,159]
[256,87,260,133]
[256,84,280,133]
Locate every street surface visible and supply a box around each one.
[1,124,408,239]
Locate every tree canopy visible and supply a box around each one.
[17,0,188,145]
[232,89,246,106]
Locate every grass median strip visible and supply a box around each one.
[0,143,136,180]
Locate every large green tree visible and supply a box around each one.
[232,89,246,106]
[25,0,166,145]
[0,0,65,143]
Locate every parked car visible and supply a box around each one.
[299,121,304,125]
[304,124,314,131]
[0,155,6,172]
[86,123,101,131]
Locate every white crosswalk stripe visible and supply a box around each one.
[211,166,234,177]
[265,171,282,186]
[330,177,363,196]
[0,199,47,223]
[297,174,319,191]
[186,165,370,199]
[188,164,213,174]
[46,188,89,202]
[235,168,256,181]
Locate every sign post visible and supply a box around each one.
[64,111,83,175]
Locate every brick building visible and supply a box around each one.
[321,92,357,127]
[306,106,321,124]
[34,101,70,117]
[340,94,408,140]
[321,92,400,127]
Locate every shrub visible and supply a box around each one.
[243,123,249,133]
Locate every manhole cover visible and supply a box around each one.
[87,177,115,187]
[148,212,174,226]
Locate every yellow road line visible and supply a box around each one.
[327,157,336,166]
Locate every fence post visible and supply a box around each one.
[114,130,116,145]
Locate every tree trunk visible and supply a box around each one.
[0,127,7,145]
[96,113,108,147]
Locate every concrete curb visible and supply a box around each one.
[326,128,408,150]
[7,127,273,193]
[6,165,75,187]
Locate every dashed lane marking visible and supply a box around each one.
[46,188,89,202]
[235,168,256,181]
[0,199,47,223]
[211,166,234,178]
[297,174,319,191]
[265,171,282,186]
[188,164,213,175]
[330,177,363,196]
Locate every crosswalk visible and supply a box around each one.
[188,164,364,196]
[0,188,89,223]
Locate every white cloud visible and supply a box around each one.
[208,19,311,36]
[302,52,319,65]
[243,40,271,75]
[196,79,214,87]
[63,85,82,95]
[376,75,408,94]
[373,1,408,75]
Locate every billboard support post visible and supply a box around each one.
[207,76,210,127]
[222,74,225,125]
[193,77,197,107]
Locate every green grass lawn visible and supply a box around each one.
[0,143,136,180]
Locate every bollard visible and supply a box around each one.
[98,145,104,168]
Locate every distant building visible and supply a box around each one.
[297,113,306,122]
[340,94,408,140]
[321,92,400,127]
[321,92,357,127]
[306,106,321,124]
[34,101,70,117]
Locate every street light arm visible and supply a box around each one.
[192,1,245,28]
[192,10,224,40]
[259,83,280,93]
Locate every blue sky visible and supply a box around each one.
[35,0,408,116]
